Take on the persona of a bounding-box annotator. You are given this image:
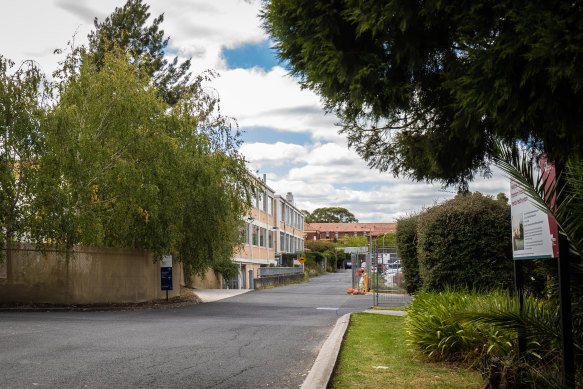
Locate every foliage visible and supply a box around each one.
[338,235,367,247]
[281,252,297,267]
[305,207,358,223]
[261,0,583,189]
[373,233,396,247]
[417,192,513,292]
[395,215,421,294]
[305,238,341,271]
[87,0,191,106]
[29,48,250,279]
[0,57,49,261]
[305,239,336,253]
[405,289,578,387]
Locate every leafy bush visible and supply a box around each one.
[417,192,513,291]
[405,289,575,387]
[396,215,421,293]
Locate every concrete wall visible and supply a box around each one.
[253,273,304,289]
[188,268,222,289]
[0,244,183,304]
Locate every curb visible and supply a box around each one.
[301,313,351,389]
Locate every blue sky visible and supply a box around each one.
[223,40,283,71]
[0,0,510,222]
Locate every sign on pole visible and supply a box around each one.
[160,255,173,291]
[510,156,559,260]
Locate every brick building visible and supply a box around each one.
[304,222,396,243]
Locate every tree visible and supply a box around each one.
[261,1,583,188]
[88,0,191,106]
[0,57,48,260]
[374,233,396,247]
[338,235,367,247]
[306,207,358,223]
[32,46,252,278]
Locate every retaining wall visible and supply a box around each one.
[0,244,183,304]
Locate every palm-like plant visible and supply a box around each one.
[493,142,583,268]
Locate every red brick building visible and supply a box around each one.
[304,222,396,242]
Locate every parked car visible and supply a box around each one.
[345,261,352,269]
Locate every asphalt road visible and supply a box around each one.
[0,270,372,388]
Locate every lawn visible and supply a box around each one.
[329,313,483,389]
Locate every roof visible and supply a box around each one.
[304,222,396,234]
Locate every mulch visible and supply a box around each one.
[0,293,202,312]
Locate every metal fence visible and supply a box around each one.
[351,248,411,308]
[258,267,304,277]
[372,246,411,307]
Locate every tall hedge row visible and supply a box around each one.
[396,192,513,293]
[396,215,421,293]
[417,192,513,291]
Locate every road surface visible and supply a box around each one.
[1,270,372,388]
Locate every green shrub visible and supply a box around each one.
[417,192,513,291]
[405,289,573,387]
[396,214,421,293]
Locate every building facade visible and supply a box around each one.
[304,222,397,243]
[231,177,305,289]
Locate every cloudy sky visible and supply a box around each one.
[1,0,510,222]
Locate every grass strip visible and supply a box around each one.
[330,313,483,389]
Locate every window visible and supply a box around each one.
[260,228,265,247]
[354,232,357,236]
[252,225,258,245]
[268,196,273,215]
[280,231,285,251]
[335,232,338,240]
[258,192,264,211]
[326,232,330,239]
[268,231,273,249]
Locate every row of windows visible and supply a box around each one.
[252,191,274,215]
[280,231,304,253]
[280,202,303,230]
[243,223,304,253]
[244,223,274,249]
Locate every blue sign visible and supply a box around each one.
[161,267,173,291]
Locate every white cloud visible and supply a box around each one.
[212,67,341,141]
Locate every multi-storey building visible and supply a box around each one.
[230,176,305,289]
[275,192,305,258]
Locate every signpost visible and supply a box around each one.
[298,256,306,271]
[160,255,173,301]
[510,157,573,386]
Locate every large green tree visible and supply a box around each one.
[306,207,358,223]
[32,48,251,276]
[261,0,583,188]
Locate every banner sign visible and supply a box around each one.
[510,156,559,260]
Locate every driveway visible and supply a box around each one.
[0,270,372,388]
